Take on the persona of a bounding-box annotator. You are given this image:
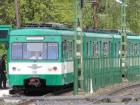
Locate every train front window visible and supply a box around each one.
[11,42,59,60]
[12,43,23,60]
[23,43,45,60]
[47,43,58,60]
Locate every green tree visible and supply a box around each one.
[127,0,140,33]
[0,0,140,34]
[0,0,15,25]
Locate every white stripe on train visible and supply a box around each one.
[9,62,74,75]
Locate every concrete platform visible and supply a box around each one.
[0,88,10,97]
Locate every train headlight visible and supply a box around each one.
[12,67,16,71]
[53,66,57,71]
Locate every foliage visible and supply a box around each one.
[0,0,140,33]
[127,0,140,33]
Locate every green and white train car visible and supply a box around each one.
[8,28,75,89]
[8,27,140,92]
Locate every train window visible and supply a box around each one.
[68,42,73,60]
[48,43,58,60]
[114,43,117,56]
[87,42,90,57]
[133,44,138,55]
[131,44,133,56]
[23,43,45,60]
[118,41,121,56]
[139,44,140,56]
[0,30,8,38]
[62,41,73,60]
[62,41,67,51]
[62,41,67,60]
[11,42,58,60]
[128,42,131,56]
[92,42,94,57]
[93,42,99,57]
[103,42,109,56]
[12,43,23,60]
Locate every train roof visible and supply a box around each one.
[10,28,115,37]
[10,28,59,36]
[10,28,77,36]
[10,28,140,40]
[127,35,140,40]
[85,32,115,38]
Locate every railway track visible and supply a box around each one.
[1,82,140,105]
[86,82,140,104]
[9,83,73,96]
[108,82,140,96]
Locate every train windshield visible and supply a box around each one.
[12,42,58,60]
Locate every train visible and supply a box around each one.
[7,25,140,93]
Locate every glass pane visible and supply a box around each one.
[103,42,109,56]
[12,42,58,60]
[94,42,99,57]
[133,44,138,55]
[87,42,90,57]
[12,43,22,60]
[62,41,67,60]
[68,42,73,60]
[48,43,58,60]
[66,42,73,60]
[23,43,45,60]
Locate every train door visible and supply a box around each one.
[62,40,68,83]
[62,39,74,84]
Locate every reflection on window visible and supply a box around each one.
[23,43,45,60]
[62,41,67,59]
[12,43,22,60]
[118,42,121,56]
[87,42,90,57]
[103,42,109,56]
[12,42,58,60]
[114,43,117,56]
[131,44,133,55]
[48,43,58,60]
[93,42,99,57]
[68,42,73,60]
[133,44,138,55]
[62,41,73,60]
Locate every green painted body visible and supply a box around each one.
[7,27,140,91]
[9,28,75,87]
[9,73,74,86]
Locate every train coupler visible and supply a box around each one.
[24,77,46,88]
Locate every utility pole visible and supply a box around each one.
[74,0,84,95]
[14,0,21,28]
[120,0,127,78]
[92,0,99,29]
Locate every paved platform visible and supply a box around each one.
[0,88,10,97]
